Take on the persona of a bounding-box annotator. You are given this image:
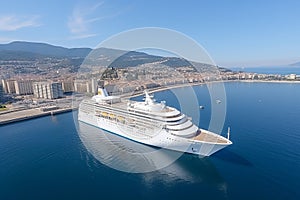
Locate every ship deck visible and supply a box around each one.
[106,101,128,109]
[193,130,229,144]
[91,99,178,117]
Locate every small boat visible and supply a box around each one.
[199,106,205,109]
[216,100,221,104]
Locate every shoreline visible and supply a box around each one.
[124,79,300,98]
[151,79,300,92]
[235,79,300,84]
[1,79,299,125]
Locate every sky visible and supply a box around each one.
[0,0,300,67]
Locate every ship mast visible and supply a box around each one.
[227,127,231,140]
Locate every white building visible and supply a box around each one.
[1,79,8,93]
[1,79,16,94]
[7,80,16,94]
[288,74,297,80]
[14,80,33,95]
[91,78,98,94]
[73,79,100,94]
[74,80,89,93]
[62,81,74,93]
[33,82,63,99]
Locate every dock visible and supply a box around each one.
[0,107,77,125]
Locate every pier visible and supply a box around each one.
[0,107,77,125]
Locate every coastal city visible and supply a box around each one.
[2,0,300,199]
[0,55,299,125]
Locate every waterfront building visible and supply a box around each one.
[1,80,8,94]
[14,80,33,95]
[1,79,16,94]
[33,82,63,99]
[0,84,4,103]
[62,81,74,93]
[7,80,16,94]
[74,79,98,94]
[74,80,89,93]
[288,74,297,80]
[91,78,97,95]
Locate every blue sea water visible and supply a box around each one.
[0,82,300,200]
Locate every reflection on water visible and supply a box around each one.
[77,121,227,191]
[142,154,227,194]
[50,115,57,123]
[78,121,183,173]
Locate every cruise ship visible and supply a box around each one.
[78,88,232,156]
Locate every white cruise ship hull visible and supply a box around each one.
[78,111,231,157]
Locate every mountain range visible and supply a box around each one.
[1,41,299,69]
[0,41,91,59]
[0,41,216,71]
[0,41,177,64]
[290,61,300,66]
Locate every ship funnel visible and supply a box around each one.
[97,87,108,97]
